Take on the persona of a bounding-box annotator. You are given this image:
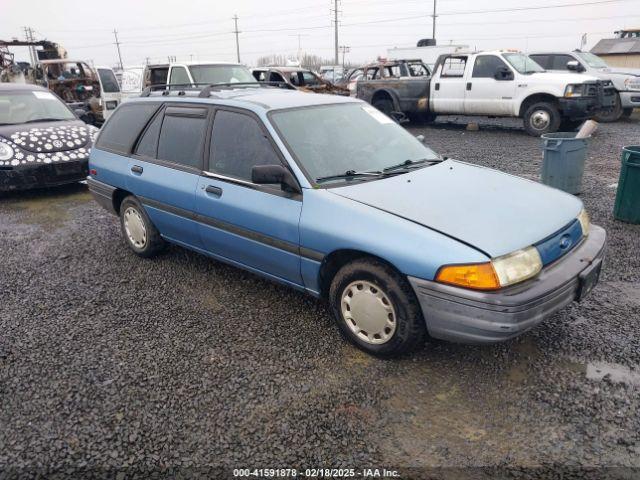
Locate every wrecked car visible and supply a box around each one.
[252,66,349,95]
[87,86,605,356]
[0,83,97,191]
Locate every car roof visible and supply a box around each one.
[39,59,91,64]
[0,82,49,92]
[131,87,359,112]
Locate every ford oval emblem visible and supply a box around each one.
[559,234,572,250]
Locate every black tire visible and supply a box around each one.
[559,119,584,132]
[622,108,634,119]
[372,97,394,116]
[119,196,166,258]
[594,93,622,123]
[523,101,562,136]
[328,258,426,357]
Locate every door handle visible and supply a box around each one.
[131,165,143,174]
[435,82,440,91]
[205,185,223,197]
[466,82,472,91]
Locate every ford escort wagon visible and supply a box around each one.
[88,84,606,356]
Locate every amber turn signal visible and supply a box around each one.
[435,262,501,291]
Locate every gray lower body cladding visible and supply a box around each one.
[409,225,606,344]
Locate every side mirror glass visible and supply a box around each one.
[251,164,301,194]
[566,60,583,72]
[494,67,514,81]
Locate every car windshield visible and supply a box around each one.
[270,103,439,184]
[0,90,75,125]
[188,65,256,84]
[575,51,609,69]
[503,53,545,74]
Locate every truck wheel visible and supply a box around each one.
[119,196,166,258]
[594,93,622,123]
[523,102,561,136]
[328,257,426,357]
[622,108,634,119]
[373,98,394,117]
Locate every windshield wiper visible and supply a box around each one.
[315,170,383,184]
[383,158,442,173]
[23,118,69,124]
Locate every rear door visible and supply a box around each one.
[194,108,303,286]
[431,55,468,114]
[127,104,211,248]
[96,67,122,120]
[464,54,516,116]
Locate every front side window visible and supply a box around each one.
[157,107,208,168]
[503,53,544,74]
[98,68,120,93]
[270,103,438,184]
[0,90,75,125]
[96,103,160,153]
[169,67,190,85]
[551,55,577,71]
[209,110,282,182]
[300,71,321,86]
[408,62,429,77]
[472,55,510,78]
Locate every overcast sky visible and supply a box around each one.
[4,0,639,68]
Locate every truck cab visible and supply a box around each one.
[529,50,640,122]
[430,50,615,135]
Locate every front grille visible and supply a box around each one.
[584,83,598,97]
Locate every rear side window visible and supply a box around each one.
[441,57,467,77]
[97,68,120,93]
[169,67,190,85]
[209,110,281,182]
[157,106,208,168]
[134,109,164,158]
[529,55,550,69]
[472,55,509,78]
[96,103,160,154]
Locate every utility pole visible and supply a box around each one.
[332,0,340,65]
[339,45,350,69]
[431,0,437,40]
[233,15,241,63]
[23,27,37,66]
[289,34,310,64]
[113,29,124,70]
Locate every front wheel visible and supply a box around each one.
[523,102,562,136]
[119,196,166,258]
[594,93,622,123]
[329,258,426,357]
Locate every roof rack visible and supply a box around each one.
[140,81,292,98]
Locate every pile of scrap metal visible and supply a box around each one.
[1,39,103,125]
[252,66,350,95]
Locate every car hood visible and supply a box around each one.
[601,66,640,77]
[0,120,98,166]
[329,160,583,258]
[528,71,600,85]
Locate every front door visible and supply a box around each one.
[464,55,516,116]
[195,108,303,286]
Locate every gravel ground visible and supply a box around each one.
[1,115,639,479]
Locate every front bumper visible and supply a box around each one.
[0,160,88,192]
[409,225,606,344]
[619,91,640,109]
[558,97,602,120]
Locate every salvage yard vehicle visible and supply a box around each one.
[252,66,349,95]
[358,50,616,135]
[95,66,122,121]
[0,83,97,191]
[529,50,640,122]
[87,85,606,356]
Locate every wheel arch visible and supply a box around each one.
[112,188,132,215]
[518,93,559,117]
[371,89,401,110]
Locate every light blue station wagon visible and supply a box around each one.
[88,85,606,356]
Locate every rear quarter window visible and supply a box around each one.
[96,103,160,154]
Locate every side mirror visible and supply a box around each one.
[566,60,584,72]
[494,67,514,81]
[252,164,301,194]
[74,108,86,117]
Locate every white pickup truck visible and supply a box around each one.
[357,50,616,136]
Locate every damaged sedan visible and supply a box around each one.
[0,83,97,191]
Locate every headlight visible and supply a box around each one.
[0,142,14,161]
[624,77,640,91]
[436,246,542,291]
[577,209,590,236]
[564,84,584,97]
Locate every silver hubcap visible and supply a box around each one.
[531,110,551,130]
[341,280,396,345]
[123,206,147,249]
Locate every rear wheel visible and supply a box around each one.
[372,97,394,117]
[595,93,622,123]
[119,196,166,258]
[329,258,426,357]
[523,102,561,136]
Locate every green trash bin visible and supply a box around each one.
[614,146,640,224]
[540,132,591,195]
